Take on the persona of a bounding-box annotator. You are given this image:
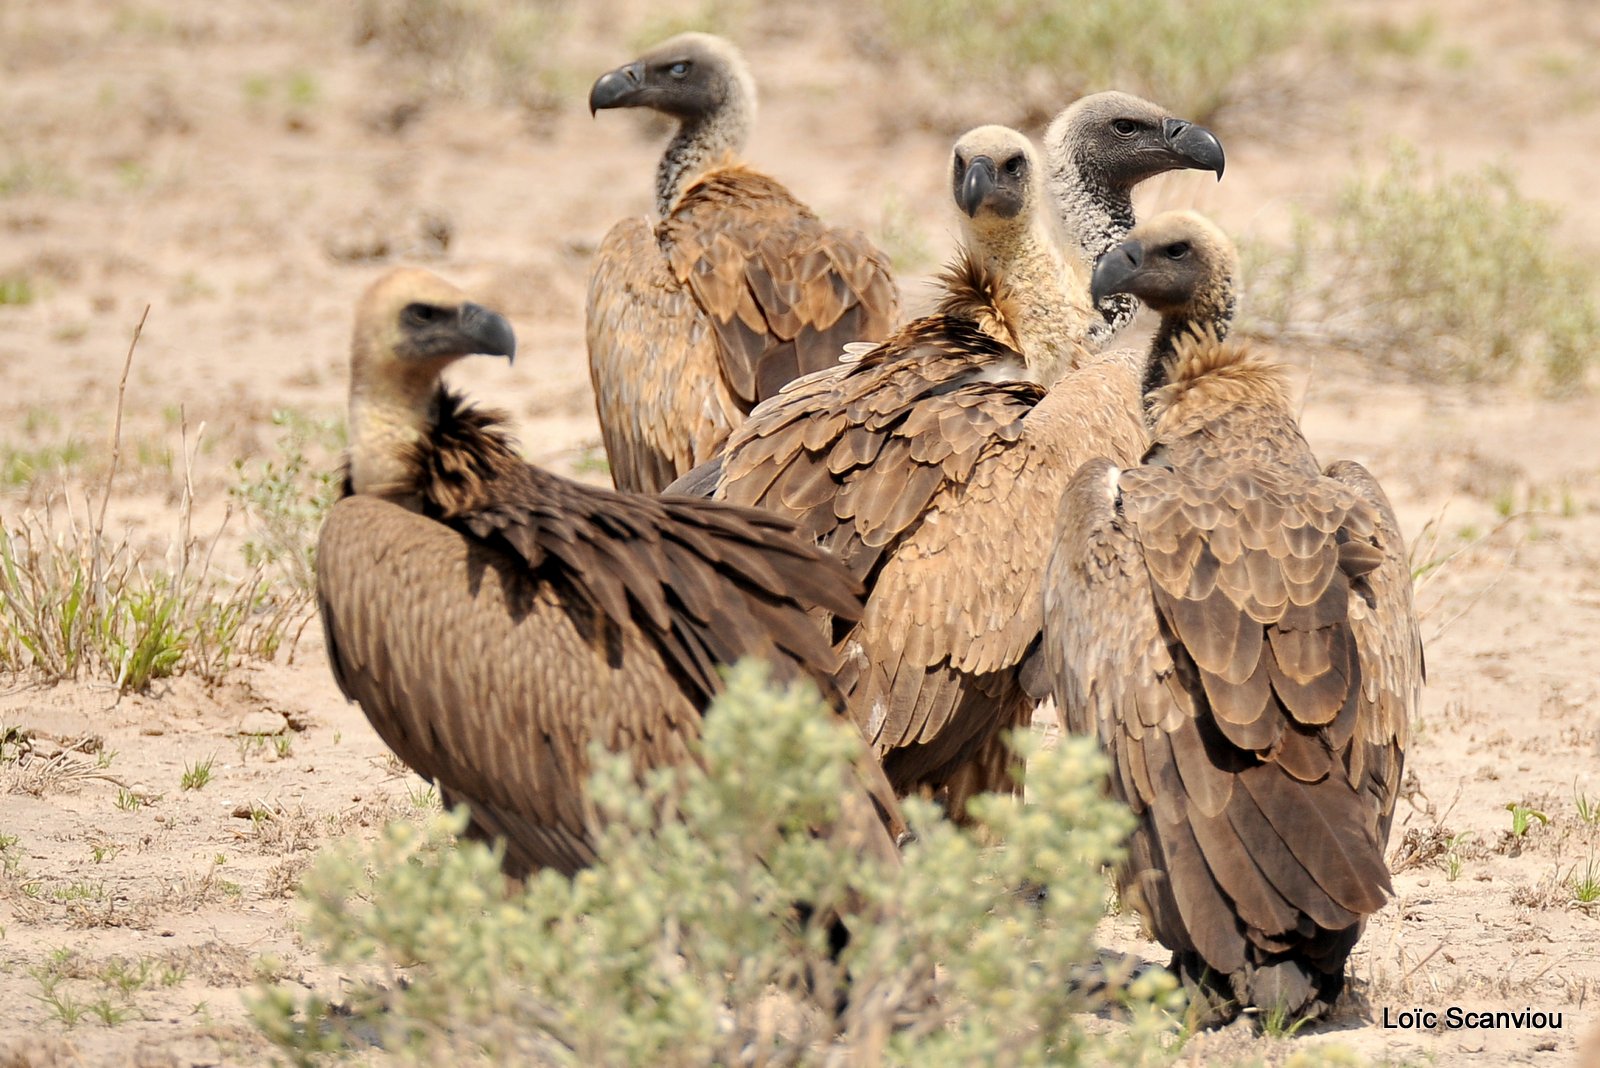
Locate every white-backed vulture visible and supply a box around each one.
[1044,211,1421,1023]
[1044,92,1225,347]
[316,267,906,880]
[671,126,1153,816]
[585,32,900,493]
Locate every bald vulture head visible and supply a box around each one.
[944,124,1095,380]
[346,267,516,496]
[950,124,1041,226]
[1045,91,1225,197]
[589,32,757,128]
[1043,92,1224,346]
[590,33,758,217]
[1090,209,1239,338]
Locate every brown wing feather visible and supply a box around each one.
[1323,459,1419,839]
[585,168,898,493]
[718,315,1035,585]
[717,327,1145,810]
[586,217,738,493]
[318,496,699,877]
[666,166,900,406]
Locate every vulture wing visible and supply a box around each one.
[318,471,884,878]
[1046,433,1408,1009]
[846,351,1146,803]
[1322,459,1420,843]
[585,168,898,494]
[586,216,739,493]
[666,166,900,407]
[718,316,1038,584]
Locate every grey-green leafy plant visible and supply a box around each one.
[229,409,344,594]
[1244,144,1600,391]
[252,663,1184,1065]
[882,0,1318,121]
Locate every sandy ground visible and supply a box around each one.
[1,0,1598,1063]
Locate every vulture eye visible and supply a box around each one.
[1003,154,1025,177]
[1111,118,1139,137]
[1163,241,1191,260]
[404,303,442,325]
[668,60,691,78]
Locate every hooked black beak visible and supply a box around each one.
[1162,117,1226,179]
[460,303,517,364]
[589,61,646,115]
[1090,241,1145,305]
[958,156,998,218]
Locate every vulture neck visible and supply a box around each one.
[965,216,1091,388]
[1141,286,1238,406]
[345,365,443,501]
[657,102,752,217]
[1049,160,1137,348]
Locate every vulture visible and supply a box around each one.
[1043,211,1422,1023]
[585,32,900,493]
[316,267,906,880]
[1043,91,1226,347]
[672,126,1150,816]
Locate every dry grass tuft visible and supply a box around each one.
[0,311,312,693]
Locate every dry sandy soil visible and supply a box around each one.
[1,0,1598,1064]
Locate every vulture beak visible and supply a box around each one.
[958,156,998,218]
[589,61,647,115]
[461,303,517,364]
[1162,117,1226,179]
[1091,241,1144,304]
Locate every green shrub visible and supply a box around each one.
[252,663,1183,1065]
[229,409,343,594]
[1244,144,1600,391]
[882,0,1318,120]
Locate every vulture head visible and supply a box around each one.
[346,268,516,495]
[1090,209,1237,327]
[950,125,1041,224]
[588,32,757,126]
[1045,91,1225,193]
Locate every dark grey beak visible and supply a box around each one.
[589,61,646,115]
[461,303,517,364]
[1162,117,1226,179]
[958,156,998,218]
[1090,241,1145,304]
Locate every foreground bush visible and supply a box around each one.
[251,663,1183,1065]
[1244,144,1600,391]
[882,0,1317,121]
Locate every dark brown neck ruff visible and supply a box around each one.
[397,388,525,518]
